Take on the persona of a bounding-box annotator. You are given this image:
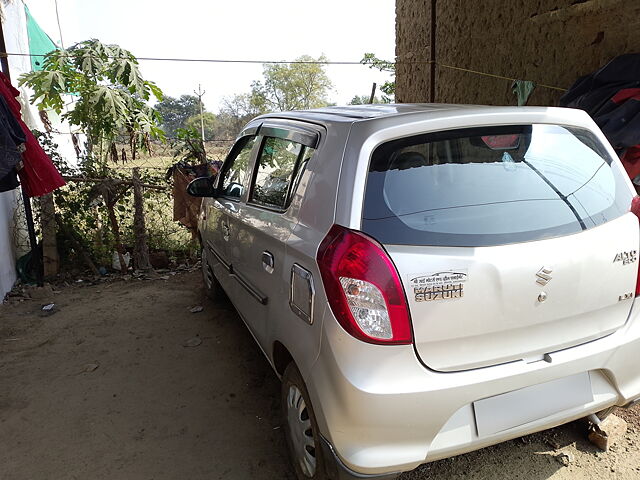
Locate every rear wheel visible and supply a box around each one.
[201,248,226,302]
[282,363,327,480]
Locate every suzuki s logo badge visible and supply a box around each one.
[613,250,637,265]
[536,266,553,286]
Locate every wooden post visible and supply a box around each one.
[132,168,152,271]
[105,197,127,274]
[0,21,11,82]
[429,0,437,103]
[40,193,59,277]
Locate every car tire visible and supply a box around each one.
[201,248,226,302]
[282,363,328,480]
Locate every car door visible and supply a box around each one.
[226,124,319,348]
[203,134,259,295]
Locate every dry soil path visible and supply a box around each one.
[1,271,639,479]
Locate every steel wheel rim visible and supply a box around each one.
[286,384,316,477]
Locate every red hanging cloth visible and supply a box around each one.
[0,72,65,197]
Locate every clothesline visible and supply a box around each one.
[1,51,567,92]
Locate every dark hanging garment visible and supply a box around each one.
[0,94,25,181]
[0,72,65,197]
[0,93,25,193]
[0,170,20,192]
[560,54,640,183]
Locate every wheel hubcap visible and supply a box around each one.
[286,385,316,477]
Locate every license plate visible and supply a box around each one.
[473,372,593,437]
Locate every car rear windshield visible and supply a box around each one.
[362,124,633,247]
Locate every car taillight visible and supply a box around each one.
[316,225,412,345]
[631,196,640,296]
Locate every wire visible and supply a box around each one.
[0,52,568,91]
[433,61,567,92]
[46,131,236,142]
[1,52,364,65]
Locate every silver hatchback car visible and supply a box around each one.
[188,104,640,480]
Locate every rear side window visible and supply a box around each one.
[219,135,257,200]
[250,137,315,211]
[362,124,633,247]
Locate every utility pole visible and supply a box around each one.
[368,83,377,104]
[193,84,206,144]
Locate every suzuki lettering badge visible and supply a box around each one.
[536,266,553,286]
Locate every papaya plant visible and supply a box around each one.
[20,39,165,168]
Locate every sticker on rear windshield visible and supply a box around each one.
[409,270,467,302]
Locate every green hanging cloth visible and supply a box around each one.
[511,80,536,106]
[24,4,58,71]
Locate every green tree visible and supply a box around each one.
[216,93,264,138]
[171,127,207,164]
[361,53,395,102]
[349,94,387,105]
[155,94,200,137]
[250,55,333,112]
[20,39,164,164]
[185,112,217,140]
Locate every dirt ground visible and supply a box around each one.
[1,271,640,480]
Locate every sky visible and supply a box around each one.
[23,0,396,112]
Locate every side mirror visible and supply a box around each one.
[187,176,216,197]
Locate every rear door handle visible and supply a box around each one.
[262,251,274,274]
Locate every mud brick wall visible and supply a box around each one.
[396,0,640,106]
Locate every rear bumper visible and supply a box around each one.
[320,436,399,480]
[307,301,640,476]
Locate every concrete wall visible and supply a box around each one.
[0,191,19,297]
[396,0,640,106]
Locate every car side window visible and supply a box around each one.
[219,136,257,200]
[250,137,311,210]
[290,146,315,199]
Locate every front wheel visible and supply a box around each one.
[282,363,327,480]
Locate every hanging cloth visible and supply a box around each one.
[511,80,536,106]
[0,72,65,197]
[24,4,58,71]
[0,94,25,177]
[171,166,202,233]
[559,54,640,186]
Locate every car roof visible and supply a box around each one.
[255,103,591,129]
[257,103,476,123]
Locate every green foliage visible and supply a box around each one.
[171,127,207,164]
[155,94,201,137]
[349,94,388,105]
[216,93,264,138]
[250,55,333,112]
[19,39,165,163]
[361,53,396,102]
[20,41,195,273]
[185,112,217,140]
[35,130,194,271]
